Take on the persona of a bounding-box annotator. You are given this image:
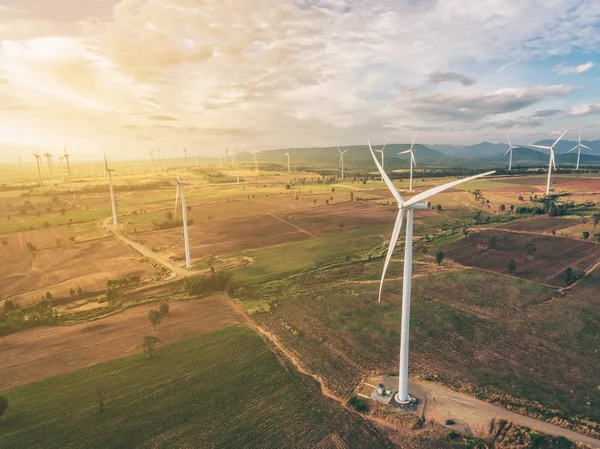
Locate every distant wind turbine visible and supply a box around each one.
[61,145,72,179]
[44,151,53,176]
[568,130,591,170]
[218,150,222,168]
[150,149,155,173]
[375,142,388,168]
[235,150,240,184]
[175,173,192,269]
[224,149,229,169]
[398,133,418,192]
[183,148,188,172]
[104,153,118,227]
[253,151,259,174]
[369,140,495,404]
[338,148,347,180]
[156,149,162,171]
[504,138,520,171]
[285,152,290,172]
[529,129,570,195]
[32,151,43,186]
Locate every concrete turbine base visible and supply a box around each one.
[393,393,419,407]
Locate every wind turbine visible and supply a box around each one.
[175,173,192,269]
[156,149,163,171]
[32,151,43,186]
[61,145,72,179]
[183,148,188,172]
[530,129,569,196]
[253,151,259,174]
[568,130,591,170]
[150,149,155,173]
[398,133,418,192]
[44,151,53,176]
[285,152,290,172]
[104,153,118,227]
[338,148,347,180]
[235,150,240,184]
[369,141,494,404]
[375,142,388,168]
[503,138,520,171]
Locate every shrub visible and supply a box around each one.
[347,394,368,412]
[159,303,169,316]
[0,396,8,417]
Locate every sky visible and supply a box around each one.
[1,0,600,161]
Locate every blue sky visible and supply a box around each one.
[1,0,600,160]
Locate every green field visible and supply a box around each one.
[0,325,398,449]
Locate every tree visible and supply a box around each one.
[518,195,524,201]
[436,251,445,266]
[524,242,537,257]
[500,204,506,212]
[592,212,600,226]
[77,287,84,296]
[95,382,109,413]
[187,205,191,212]
[45,291,52,300]
[106,287,116,303]
[507,259,517,274]
[339,222,345,232]
[26,241,36,252]
[70,287,76,296]
[510,205,515,212]
[166,211,173,221]
[350,192,354,201]
[436,204,442,211]
[159,303,169,316]
[583,231,590,240]
[142,335,161,358]
[564,268,575,286]
[0,395,8,418]
[148,310,162,330]
[488,235,498,250]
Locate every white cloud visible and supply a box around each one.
[569,103,600,116]
[554,62,595,75]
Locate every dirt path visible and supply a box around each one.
[268,213,317,238]
[102,217,188,279]
[408,379,600,449]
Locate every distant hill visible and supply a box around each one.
[429,142,510,158]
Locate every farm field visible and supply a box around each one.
[498,215,582,233]
[237,263,600,438]
[443,230,600,286]
[0,237,158,307]
[0,325,406,449]
[0,296,239,390]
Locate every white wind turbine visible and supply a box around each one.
[375,142,388,168]
[253,151,259,174]
[504,138,519,171]
[338,148,347,180]
[175,173,192,269]
[568,130,591,170]
[150,149,155,173]
[369,142,495,404]
[32,151,43,187]
[183,148,188,172]
[61,145,72,180]
[235,150,240,184]
[530,129,569,196]
[223,149,229,169]
[285,152,290,172]
[398,133,418,192]
[104,153,118,227]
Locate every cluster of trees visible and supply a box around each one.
[184,271,233,296]
[564,268,584,287]
[106,275,141,289]
[143,303,170,359]
[0,298,61,336]
[151,217,194,230]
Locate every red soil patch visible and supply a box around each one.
[0,237,157,307]
[0,296,240,389]
[444,230,600,287]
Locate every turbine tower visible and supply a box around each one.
[375,143,388,168]
[253,151,259,174]
[150,149,155,173]
[530,129,569,196]
[398,133,418,192]
[235,150,240,184]
[32,151,43,187]
[61,145,72,179]
[568,130,591,170]
[285,152,290,172]
[338,148,347,180]
[104,153,118,227]
[369,141,494,404]
[504,138,519,171]
[224,149,229,169]
[44,151,53,176]
[156,148,162,171]
[176,174,192,268]
[183,148,188,172]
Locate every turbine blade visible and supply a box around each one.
[552,151,556,170]
[403,171,496,208]
[411,153,417,168]
[552,129,570,148]
[530,144,552,150]
[508,137,512,147]
[378,209,405,303]
[368,141,404,205]
[581,144,592,150]
[399,150,412,154]
[409,132,417,152]
[174,184,179,217]
[503,148,511,157]
[567,145,578,153]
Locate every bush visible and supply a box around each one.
[184,272,232,296]
[159,303,169,316]
[347,394,368,412]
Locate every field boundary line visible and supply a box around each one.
[267,213,317,238]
